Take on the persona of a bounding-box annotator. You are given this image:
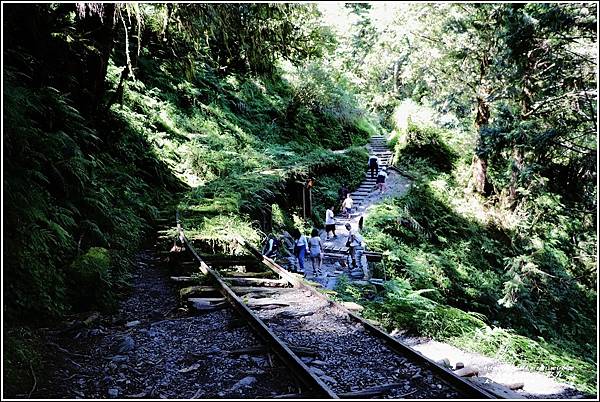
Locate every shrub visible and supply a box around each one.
[394,121,458,172]
[3,327,43,397]
[68,247,116,311]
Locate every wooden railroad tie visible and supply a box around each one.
[222,277,291,288]
[227,345,318,357]
[230,286,296,295]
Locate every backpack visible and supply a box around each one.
[345,234,355,247]
[271,237,280,250]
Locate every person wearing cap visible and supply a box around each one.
[376,168,388,194]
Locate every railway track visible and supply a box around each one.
[171,212,496,399]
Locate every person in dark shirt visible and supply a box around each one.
[338,184,349,203]
[368,155,380,178]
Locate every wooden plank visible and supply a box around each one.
[219,271,277,278]
[230,286,296,295]
[272,393,304,399]
[228,345,316,357]
[187,299,227,312]
[337,382,405,398]
[323,247,349,254]
[170,276,198,284]
[179,286,220,301]
[187,297,226,303]
[246,298,291,308]
[223,277,290,287]
[227,345,268,355]
[469,377,526,399]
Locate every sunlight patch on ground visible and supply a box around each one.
[398,337,576,396]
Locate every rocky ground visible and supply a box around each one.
[30,245,300,399]
[249,287,462,399]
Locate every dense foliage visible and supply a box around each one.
[3,2,373,320]
[323,2,596,393]
[2,2,597,396]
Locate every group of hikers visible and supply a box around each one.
[368,154,388,193]
[262,152,386,278]
[263,220,363,278]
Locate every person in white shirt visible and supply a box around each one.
[376,168,388,194]
[341,194,354,218]
[324,205,337,240]
[292,228,308,274]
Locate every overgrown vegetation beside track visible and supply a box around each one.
[341,100,597,393]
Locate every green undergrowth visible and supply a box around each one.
[119,54,374,252]
[2,327,44,397]
[334,277,596,394]
[347,105,596,393]
[3,72,180,323]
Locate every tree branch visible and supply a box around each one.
[550,140,596,154]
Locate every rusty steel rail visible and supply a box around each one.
[237,237,497,400]
[176,213,338,399]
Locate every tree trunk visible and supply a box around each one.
[75,4,117,114]
[393,60,399,93]
[509,146,524,201]
[472,95,492,195]
[472,154,492,195]
[509,48,535,204]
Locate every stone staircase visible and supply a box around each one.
[335,135,393,223]
[316,135,393,288]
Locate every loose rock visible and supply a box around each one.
[229,376,257,391]
[116,336,135,353]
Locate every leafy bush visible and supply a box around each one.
[4,65,178,322]
[68,247,116,311]
[3,327,43,397]
[394,121,458,172]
